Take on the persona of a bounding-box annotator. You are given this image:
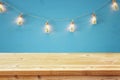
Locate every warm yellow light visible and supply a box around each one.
[112,0,119,11]
[0,2,6,13]
[68,20,76,32]
[16,14,24,26]
[91,13,97,25]
[44,22,51,33]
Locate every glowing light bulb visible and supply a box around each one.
[0,2,6,13]
[16,14,24,26]
[44,22,51,33]
[91,13,97,25]
[68,20,76,32]
[112,0,119,11]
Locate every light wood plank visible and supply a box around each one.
[0,76,120,80]
[0,53,120,75]
[41,76,120,80]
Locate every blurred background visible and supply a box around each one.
[0,0,120,52]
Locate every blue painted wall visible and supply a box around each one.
[0,0,120,52]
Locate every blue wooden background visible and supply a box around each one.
[0,0,120,52]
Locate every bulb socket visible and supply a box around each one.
[71,20,74,24]
[45,22,49,25]
[0,2,3,5]
[112,0,116,3]
[19,13,23,17]
[92,13,96,17]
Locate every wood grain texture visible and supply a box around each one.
[0,53,120,76]
[40,76,120,80]
[0,76,120,80]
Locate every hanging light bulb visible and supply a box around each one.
[68,20,76,32]
[44,21,51,33]
[16,14,24,26]
[91,13,97,25]
[112,0,119,11]
[0,2,6,13]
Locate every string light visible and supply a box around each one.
[68,20,76,32]
[44,21,51,33]
[0,0,119,32]
[0,2,6,13]
[16,14,24,26]
[112,0,119,11]
[91,13,97,25]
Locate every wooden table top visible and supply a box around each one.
[0,53,120,76]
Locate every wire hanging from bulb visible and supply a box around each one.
[0,0,112,22]
[0,0,119,34]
